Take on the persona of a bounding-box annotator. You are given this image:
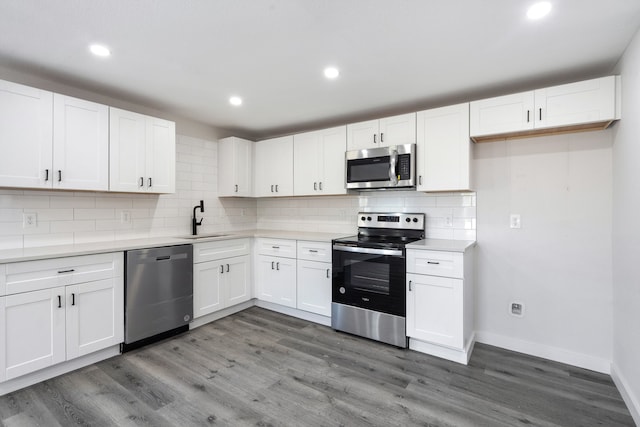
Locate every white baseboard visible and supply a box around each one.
[409,332,476,365]
[255,300,331,327]
[475,331,611,374]
[0,345,120,397]
[190,300,255,329]
[611,363,640,426]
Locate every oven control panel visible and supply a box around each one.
[357,212,424,230]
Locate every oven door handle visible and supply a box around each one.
[333,244,403,257]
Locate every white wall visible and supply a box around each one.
[474,130,613,373]
[0,135,257,249]
[612,27,640,423]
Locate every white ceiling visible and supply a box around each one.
[1,0,639,139]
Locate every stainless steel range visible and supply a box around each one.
[332,212,425,347]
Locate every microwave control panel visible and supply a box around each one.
[398,154,411,179]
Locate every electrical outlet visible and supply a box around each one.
[23,212,37,228]
[510,214,521,229]
[120,210,132,224]
[510,302,524,317]
[445,216,453,227]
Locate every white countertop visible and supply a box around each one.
[0,229,352,263]
[405,239,476,253]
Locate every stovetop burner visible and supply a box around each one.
[333,212,426,249]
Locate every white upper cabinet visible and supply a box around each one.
[0,80,53,189]
[218,136,253,197]
[109,107,175,193]
[416,103,471,192]
[254,135,294,197]
[0,80,108,191]
[53,94,109,191]
[470,76,620,142]
[293,126,347,196]
[347,112,416,150]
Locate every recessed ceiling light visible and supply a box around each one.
[229,96,243,106]
[527,2,552,19]
[89,44,111,57]
[324,67,340,79]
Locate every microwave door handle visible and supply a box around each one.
[389,149,398,185]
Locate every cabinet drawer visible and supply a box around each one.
[193,238,251,263]
[5,252,123,295]
[406,250,463,279]
[256,238,296,258]
[297,241,332,263]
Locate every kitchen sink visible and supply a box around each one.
[180,233,230,239]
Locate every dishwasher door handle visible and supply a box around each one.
[156,255,171,261]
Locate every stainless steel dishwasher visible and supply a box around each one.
[123,244,193,352]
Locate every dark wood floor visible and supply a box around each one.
[0,307,634,426]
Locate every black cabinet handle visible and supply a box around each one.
[72,293,75,306]
[58,170,62,182]
[270,184,274,192]
[271,261,275,270]
[527,110,530,123]
[373,134,377,144]
[276,262,280,271]
[235,184,238,192]
[57,269,75,274]
[226,264,230,273]
[314,182,317,191]
[319,182,322,191]
[309,249,318,253]
[58,295,62,308]
[220,265,224,274]
[45,169,49,182]
[380,132,384,143]
[427,261,440,265]
[409,280,412,291]
[139,177,144,187]
[275,184,279,192]
[326,269,330,278]
[539,108,542,121]
[148,177,152,188]
[419,175,423,185]
[272,246,279,249]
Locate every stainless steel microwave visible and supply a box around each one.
[345,144,416,190]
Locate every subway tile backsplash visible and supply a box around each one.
[0,135,475,250]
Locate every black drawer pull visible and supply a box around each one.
[309,249,318,253]
[272,246,280,249]
[427,261,440,265]
[58,269,75,274]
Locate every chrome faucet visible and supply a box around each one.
[192,200,204,235]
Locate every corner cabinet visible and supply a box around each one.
[406,244,475,365]
[218,137,254,197]
[193,239,252,318]
[347,112,416,150]
[0,253,124,383]
[416,103,471,192]
[0,79,109,191]
[109,107,176,194]
[470,75,621,142]
[254,136,294,197]
[293,126,347,196]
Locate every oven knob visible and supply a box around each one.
[405,218,411,223]
[339,287,346,294]
[367,216,372,221]
[361,216,366,221]
[413,218,418,223]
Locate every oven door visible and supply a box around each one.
[332,244,406,317]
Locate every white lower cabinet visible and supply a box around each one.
[255,255,296,308]
[0,253,123,383]
[296,260,331,317]
[406,246,475,365]
[193,239,252,318]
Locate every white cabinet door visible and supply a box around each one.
[66,277,124,360]
[534,76,618,130]
[378,112,416,147]
[254,136,294,197]
[218,137,253,197]
[146,116,175,194]
[346,119,379,150]
[109,107,147,192]
[416,103,471,192]
[0,80,53,189]
[318,126,347,195]
[470,91,535,137]
[2,287,66,381]
[224,255,251,307]
[406,273,463,349]
[193,260,224,318]
[256,255,296,308]
[53,94,109,191]
[293,130,320,196]
[296,260,331,317]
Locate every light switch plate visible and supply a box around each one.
[510,214,521,229]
